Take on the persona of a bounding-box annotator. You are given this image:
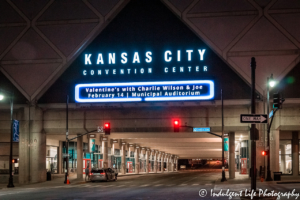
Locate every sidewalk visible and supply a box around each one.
[214,172,300,191]
[0,173,80,190]
[0,171,178,190]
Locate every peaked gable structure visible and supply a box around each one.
[40,0,251,104]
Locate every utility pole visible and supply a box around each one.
[250,57,257,191]
[8,92,14,188]
[266,76,273,181]
[64,95,69,184]
[221,89,227,182]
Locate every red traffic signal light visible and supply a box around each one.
[104,123,110,135]
[173,120,179,132]
[261,150,268,156]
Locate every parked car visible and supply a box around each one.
[90,168,118,182]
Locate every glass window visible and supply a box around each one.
[91,169,104,173]
[279,140,292,174]
[126,157,135,173]
[114,149,120,156]
[130,151,134,158]
[46,146,58,173]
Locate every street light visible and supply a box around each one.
[266,74,275,181]
[0,89,15,187]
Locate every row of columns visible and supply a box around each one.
[65,132,233,181]
[101,140,178,177]
[75,139,179,179]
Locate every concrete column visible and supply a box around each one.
[292,132,299,176]
[161,153,164,173]
[102,139,108,168]
[166,154,169,172]
[135,147,140,174]
[175,157,178,171]
[280,144,286,172]
[77,134,83,180]
[19,107,30,184]
[229,132,235,179]
[146,149,150,173]
[154,151,157,173]
[270,129,280,178]
[121,143,126,174]
[171,156,175,171]
[170,156,173,172]
[111,141,115,156]
[19,106,46,184]
[58,141,63,174]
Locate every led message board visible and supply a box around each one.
[75,80,214,102]
[75,48,215,103]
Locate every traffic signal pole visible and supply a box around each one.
[250,57,257,191]
[266,77,273,181]
[221,89,227,182]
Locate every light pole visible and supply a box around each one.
[221,89,227,182]
[0,89,15,188]
[266,74,275,181]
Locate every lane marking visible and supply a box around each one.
[192,184,199,186]
[140,184,149,187]
[116,185,125,187]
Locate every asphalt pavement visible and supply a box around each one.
[0,170,299,200]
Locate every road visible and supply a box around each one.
[0,170,299,200]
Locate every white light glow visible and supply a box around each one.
[269,80,276,88]
[0,94,3,100]
[85,54,92,65]
[164,50,172,62]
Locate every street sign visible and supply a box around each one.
[269,110,273,119]
[13,120,19,142]
[97,126,103,133]
[240,114,267,124]
[193,127,210,132]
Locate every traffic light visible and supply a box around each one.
[104,123,110,135]
[261,150,268,156]
[273,93,280,109]
[173,120,179,132]
[273,93,285,109]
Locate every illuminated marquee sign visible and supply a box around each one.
[76,47,215,103]
[75,80,214,102]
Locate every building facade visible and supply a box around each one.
[0,0,300,184]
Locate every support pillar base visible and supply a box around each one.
[221,171,227,182]
[7,177,14,188]
[265,170,273,181]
